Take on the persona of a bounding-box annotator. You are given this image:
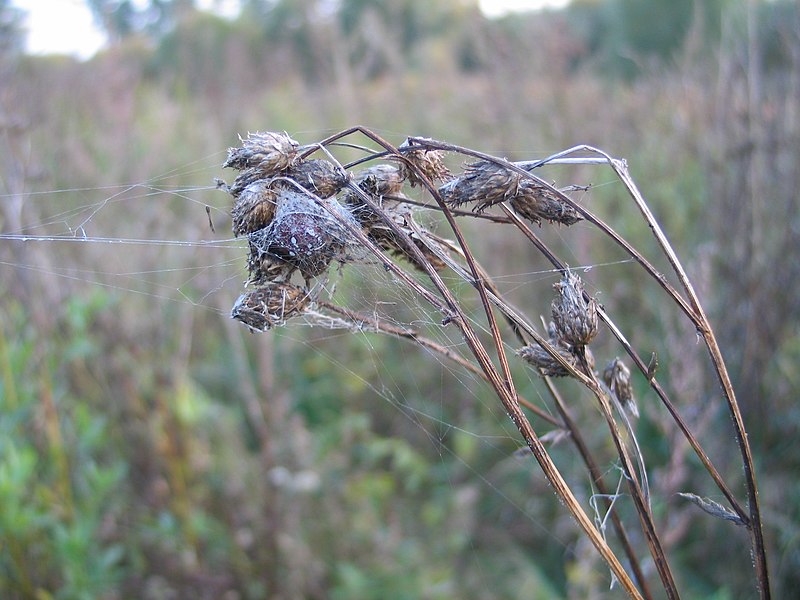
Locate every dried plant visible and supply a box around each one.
[231,282,310,332]
[216,128,771,600]
[223,131,299,174]
[439,159,581,225]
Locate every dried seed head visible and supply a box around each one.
[518,342,578,377]
[367,204,447,272]
[279,159,349,198]
[603,357,638,418]
[439,160,521,212]
[518,319,595,378]
[231,180,278,236]
[396,146,451,187]
[509,186,582,226]
[439,160,581,225]
[551,271,599,348]
[344,164,406,226]
[224,131,299,175]
[247,189,358,282]
[231,282,309,332]
[228,167,266,198]
[246,242,297,285]
[356,164,405,197]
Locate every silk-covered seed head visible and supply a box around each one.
[231,282,309,332]
[231,180,278,236]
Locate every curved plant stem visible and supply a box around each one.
[543,378,654,600]
[609,159,770,599]
[311,127,644,598]
[499,206,749,524]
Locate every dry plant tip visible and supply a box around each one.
[231,180,279,236]
[677,493,748,528]
[231,282,310,332]
[603,357,639,418]
[518,342,578,378]
[224,131,299,175]
[279,159,349,198]
[395,142,451,187]
[552,271,599,349]
[439,160,581,226]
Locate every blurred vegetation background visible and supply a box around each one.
[1,0,798,598]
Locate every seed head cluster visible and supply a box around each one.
[220,132,455,330]
[219,132,591,333]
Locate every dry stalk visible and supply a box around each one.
[218,126,769,599]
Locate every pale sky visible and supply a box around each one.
[13,0,570,60]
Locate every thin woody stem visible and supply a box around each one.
[499,205,749,524]
[320,126,644,598]
[609,159,770,599]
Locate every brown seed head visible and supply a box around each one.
[231,180,278,236]
[396,146,451,187]
[518,342,578,377]
[279,159,349,198]
[344,164,406,226]
[224,131,299,175]
[603,357,638,417]
[551,271,599,348]
[439,160,581,225]
[356,164,405,196]
[439,160,522,212]
[227,167,265,198]
[510,186,582,226]
[231,282,309,332]
[518,320,595,378]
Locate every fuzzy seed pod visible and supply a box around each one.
[246,246,297,285]
[518,342,578,377]
[510,187,582,226]
[344,164,406,227]
[227,167,266,198]
[279,159,349,198]
[231,180,279,236]
[396,146,451,187]
[248,189,358,282]
[603,357,639,418]
[439,160,518,211]
[367,204,447,272]
[551,271,599,348]
[356,164,405,197]
[231,282,309,332]
[224,131,299,175]
[439,160,581,225]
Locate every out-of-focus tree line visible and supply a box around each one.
[1,0,798,598]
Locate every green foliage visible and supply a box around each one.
[0,297,126,599]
